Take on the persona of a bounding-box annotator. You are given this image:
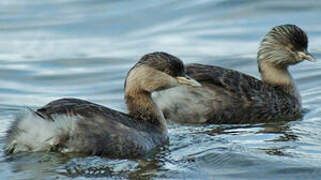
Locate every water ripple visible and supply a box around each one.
[1,0,321,179]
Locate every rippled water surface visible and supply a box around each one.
[1,0,321,179]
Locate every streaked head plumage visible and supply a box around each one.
[134,52,186,77]
[124,52,200,94]
[258,24,315,67]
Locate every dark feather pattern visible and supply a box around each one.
[185,64,301,123]
[34,98,166,157]
[5,52,192,157]
[154,24,310,124]
[129,52,185,78]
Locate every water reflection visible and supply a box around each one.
[3,119,314,179]
[4,146,171,179]
[1,0,321,179]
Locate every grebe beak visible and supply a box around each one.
[298,51,316,62]
[176,76,202,87]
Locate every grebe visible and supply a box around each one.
[153,24,316,124]
[5,52,200,157]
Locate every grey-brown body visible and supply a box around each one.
[7,98,166,157]
[153,24,315,124]
[5,52,200,157]
[154,64,301,124]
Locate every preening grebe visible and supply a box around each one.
[153,24,316,124]
[5,52,200,157]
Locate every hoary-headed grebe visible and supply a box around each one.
[5,52,200,157]
[153,24,316,124]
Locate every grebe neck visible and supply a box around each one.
[125,91,167,132]
[259,62,300,101]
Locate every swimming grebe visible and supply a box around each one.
[153,24,316,124]
[5,52,200,157]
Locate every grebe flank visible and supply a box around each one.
[5,52,200,157]
[153,24,316,124]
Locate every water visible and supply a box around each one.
[1,0,321,179]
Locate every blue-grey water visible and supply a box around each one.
[1,0,321,179]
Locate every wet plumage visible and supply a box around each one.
[153,24,316,124]
[5,52,200,157]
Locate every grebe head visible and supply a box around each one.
[125,52,201,94]
[258,24,316,68]
[124,52,200,127]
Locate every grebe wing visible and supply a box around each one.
[36,98,137,126]
[6,98,158,156]
[186,63,265,98]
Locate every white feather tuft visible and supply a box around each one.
[6,109,80,153]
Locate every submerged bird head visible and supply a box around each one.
[258,24,315,68]
[125,52,201,95]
